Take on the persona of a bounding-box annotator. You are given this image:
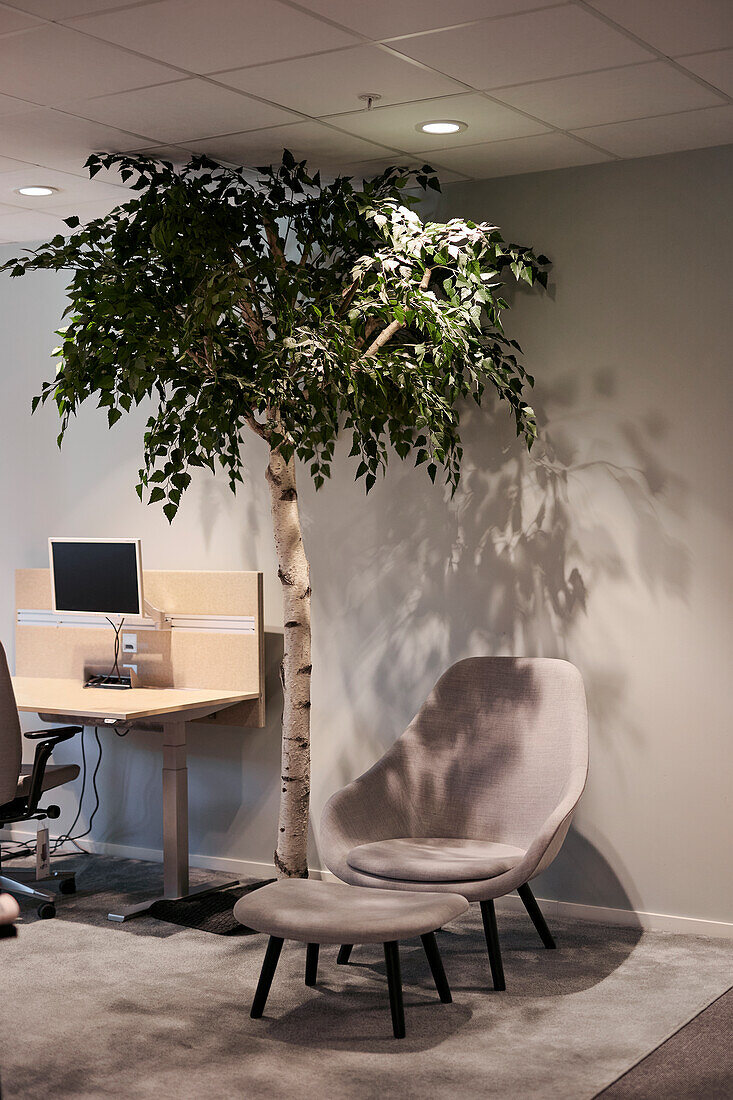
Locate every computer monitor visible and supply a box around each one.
[49,537,144,619]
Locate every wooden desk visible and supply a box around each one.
[13,677,257,922]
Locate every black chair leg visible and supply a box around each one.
[420,931,452,1003]
[479,900,506,991]
[337,944,353,965]
[305,942,319,986]
[383,941,406,1039]
[250,936,284,1018]
[517,883,556,949]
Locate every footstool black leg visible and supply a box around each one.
[517,883,556,949]
[337,944,353,965]
[251,936,284,1018]
[305,942,319,986]
[420,931,452,1003]
[383,941,405,1039]
[480,900,506,991]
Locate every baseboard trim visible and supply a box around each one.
[3,827,732,939]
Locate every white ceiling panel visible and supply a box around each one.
[0,108,148,175]
[0,7,41,33]
[0,153,48,174]
[574,104,733,157]
[0,24,179,105]
[295,0,560,40]
[0,166,128,208]
[66,78,298,144]
[413,132,612,179]
[43,195,127,223]
[677,49,733,98]
[0,91,39,118]
[319,156,469,184]
[0,207,69,242]
[188,119,392,166]
[217,44,465,117]
[586,0,733,57]
[324,93,548,152]
[70,0,359,75]
[390,6,653,89]
[493,62,725,131]
[5,0,159,16]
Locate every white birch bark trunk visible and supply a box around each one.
[266,447,311,878]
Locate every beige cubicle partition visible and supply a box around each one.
[15,569,265,728]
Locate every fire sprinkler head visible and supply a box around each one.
[358,93,382,111]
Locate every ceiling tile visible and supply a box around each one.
[390,6,653,89]
[0,208,69,243]
[295,0,560,40]
[493,62,724,131]
[0,7,41,34]
[66,79,298,144]
[188,119,392,166]
[71,0,359,75]
[217,44,465,117]
[573,104,733,157]
[42,195,127,222]
[413,132,612,179]
[0,154,46,174]
[322,93,548,152]
[6,0,155,16]
[0,91,39,117]
[677,49,733,97]
[0,166,128,209]
[0,108,147,175]
[0,25,180,106]
[585,0,733,57]
[319,156,469,184]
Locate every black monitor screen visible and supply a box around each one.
[51,541,141,616]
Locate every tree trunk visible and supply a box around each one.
[266,447,312,878]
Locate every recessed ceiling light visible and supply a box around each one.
[417,120,467,135]
[15,185,59,197]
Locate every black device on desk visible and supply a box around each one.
[49,537,144,690]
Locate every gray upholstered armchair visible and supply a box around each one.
[320,657,588,990]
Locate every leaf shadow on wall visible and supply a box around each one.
[306,369,690,914]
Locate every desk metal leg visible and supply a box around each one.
[107,720,239,922]
[163,720,188,899]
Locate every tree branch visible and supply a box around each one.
[361,267,433,359]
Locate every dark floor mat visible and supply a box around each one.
[149,879,274,934]
[595,985,733,1099]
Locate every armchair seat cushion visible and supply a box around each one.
[17,763,80,799]
[346,837,526,883]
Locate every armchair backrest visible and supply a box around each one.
[338,657,588,848]
[0,643,22,807]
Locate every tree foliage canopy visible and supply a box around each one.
[2,151,549,518]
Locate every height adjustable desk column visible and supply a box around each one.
[12,679,258,921]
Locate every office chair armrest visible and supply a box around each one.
[23,727,81,815]
[24,726,82,744]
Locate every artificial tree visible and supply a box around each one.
[2,151,548,878]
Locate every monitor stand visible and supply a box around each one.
[84,674,133,690]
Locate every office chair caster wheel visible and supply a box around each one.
[59,876,76,895]
[37,902,56,919]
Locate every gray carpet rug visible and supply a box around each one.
[1,853,732,1100]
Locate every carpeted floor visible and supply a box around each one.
[1,853,732,1100]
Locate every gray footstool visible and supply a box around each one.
[233,879,468,1038]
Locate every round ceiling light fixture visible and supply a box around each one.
[14,185,59,197]
[417,119,467,135]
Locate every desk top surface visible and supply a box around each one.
[12,677,257,722]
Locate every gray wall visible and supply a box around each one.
[1,143,731,925]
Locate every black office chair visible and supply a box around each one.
[0,642,81,918]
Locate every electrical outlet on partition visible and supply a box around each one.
[121,633,137,654]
